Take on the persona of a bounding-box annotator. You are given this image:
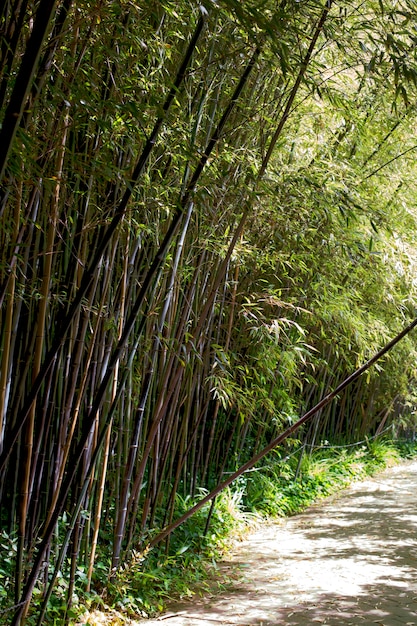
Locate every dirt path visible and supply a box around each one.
[138,460,417,625]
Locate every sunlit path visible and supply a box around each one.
[139,460,417,625]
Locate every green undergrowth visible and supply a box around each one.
[242,437,412,517]
[95,488,250,620]
[3,440,416,625]
[77,438,417,624]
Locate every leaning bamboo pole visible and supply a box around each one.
[149,314,417,549]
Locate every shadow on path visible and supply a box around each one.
[140,461,417,625]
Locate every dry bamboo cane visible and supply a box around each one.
[148,315,417,549]
[202,254,239,483]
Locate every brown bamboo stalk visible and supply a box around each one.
[86,230,130,590]
[0,180,21,453]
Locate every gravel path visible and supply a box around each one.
[138,460,417,625]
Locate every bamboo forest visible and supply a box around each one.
[2,0,417,623]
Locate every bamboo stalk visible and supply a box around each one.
[16,104,70,605]
[0,0,29,110]
[0,180,21,453]
[0,0,59,181]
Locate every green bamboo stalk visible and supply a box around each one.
[0,0,29,110]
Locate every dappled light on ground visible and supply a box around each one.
[136,461,417,625]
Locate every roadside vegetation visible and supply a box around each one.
[76,438,417,623]
[1,0,417,624]
[2,439,415,624]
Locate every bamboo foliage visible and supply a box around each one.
[1,1,417,623]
